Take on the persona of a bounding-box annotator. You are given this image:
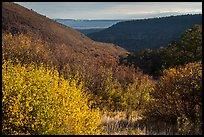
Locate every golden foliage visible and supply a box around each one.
[2,60,102,135]
[145,61,202,134]
[2,33,53,66]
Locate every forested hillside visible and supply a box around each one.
[120,24,202,77]
[88,14,202,51]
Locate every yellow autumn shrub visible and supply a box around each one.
[122,75,155,110]
[2,33,53,66]
[145,61,202,134]
[2,60,102,135]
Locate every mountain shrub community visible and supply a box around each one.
[2,2,202,135]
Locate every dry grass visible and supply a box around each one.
[100,111,179,135]
[101,111,142,123]
[100,111,145,135]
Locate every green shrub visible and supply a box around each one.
[121,74,155,120]
[2,60,102,135]
[89,70,124,111]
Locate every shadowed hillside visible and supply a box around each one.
[88,14,202,52]
[2,2,127,62]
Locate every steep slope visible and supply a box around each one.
[2,2,127,62]
[88,14,202,52]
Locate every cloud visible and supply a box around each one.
[15,2,202,19]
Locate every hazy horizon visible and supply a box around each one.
[14,2,202,20]
[53,13,202,20]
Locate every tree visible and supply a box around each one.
[162,24,202,68]
[178,24,202,63]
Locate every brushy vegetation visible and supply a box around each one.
[144,61,202,135]
[2,33,155,135]
[2,59,103,135]
[2,24,202,135]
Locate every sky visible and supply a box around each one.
[15,2,202,20]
